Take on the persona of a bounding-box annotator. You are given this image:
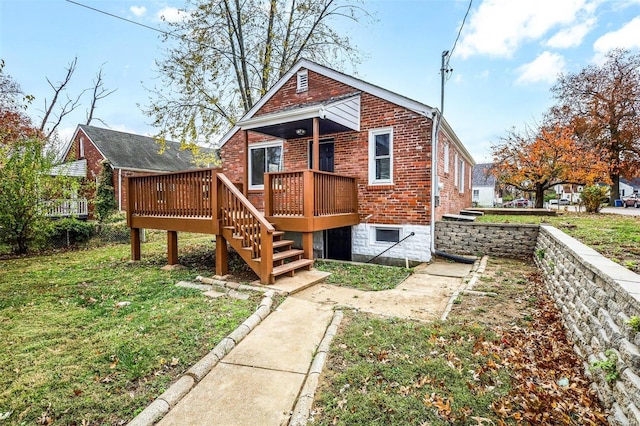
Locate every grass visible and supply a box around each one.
[314,260,412,291]
[312,257,608,425]
[313,315,511,425]
[0,235,258,425]
[476,212,640,274]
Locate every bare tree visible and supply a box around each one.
[39,57,85,139]
[85,65,116,126]
[145,0,371,150]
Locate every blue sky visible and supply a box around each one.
[2,0,640,162]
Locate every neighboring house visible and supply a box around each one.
[471,163,498,207]
[59,124,206,214]
[620,178,640,198]
[45,159,90,218]
[217,59,475,265]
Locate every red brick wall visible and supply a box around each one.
[220,67,471,225]
[435,132,473,219]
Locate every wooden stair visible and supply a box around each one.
[220,218,313,284]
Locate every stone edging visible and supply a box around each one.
[440,256,487,320]
[127,290,276,426]
[288,309,344,426]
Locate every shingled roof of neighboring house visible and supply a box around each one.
[621,177,640,189]
[472,163,496,187]
[77,124,209,172]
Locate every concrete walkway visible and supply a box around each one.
[150,260,474,426]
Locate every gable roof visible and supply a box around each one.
[69,125,205,172]
[218,58,441,148]
[621,177,640,189]
[472,163,497,187]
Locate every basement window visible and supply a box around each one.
[372,226,401,244]
[296,70,309,93]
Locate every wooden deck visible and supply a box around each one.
[126,168,359,284]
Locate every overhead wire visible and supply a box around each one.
[444,0,473,82]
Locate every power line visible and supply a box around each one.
[443,0,473,80]
[449,0,473,60]
[65,0,178,39]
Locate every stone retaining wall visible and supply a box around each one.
[434,221,539,259]
[535,225,640,425]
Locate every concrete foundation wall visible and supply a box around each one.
[352,223,431,266]
[434,221,539,259]
[535,225,640,425]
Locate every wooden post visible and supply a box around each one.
[312,117,319,170]
[303,170,314,218]
[264,172,272,217]
[131,228,141,261]
[167,231,178,265]
[215,234,228,276]
[260,226,273,284]
[302,232,314,260]
[243,130,249,196]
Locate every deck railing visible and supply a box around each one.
[128,169,216,218]
[265,170,358,217]
[42,198,88,218]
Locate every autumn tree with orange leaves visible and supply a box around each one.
[551,49,640,205]
[491,124,609,209]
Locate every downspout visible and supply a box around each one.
[118,168,122,211]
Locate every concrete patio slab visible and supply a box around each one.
[254,269,332,295]
[418,261,473,277]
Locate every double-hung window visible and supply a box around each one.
[368,127,393,185]
[249,141,283,190]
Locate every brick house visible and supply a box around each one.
[217,59,474,265]
[60,124,205,216]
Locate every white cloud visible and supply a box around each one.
[516,51,566,84]
[156,7,188,23]
[593,16,640,56]
[455,0,595,58]
[130,6,146,17]
[546,18,596,48]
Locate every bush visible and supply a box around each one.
[46,218,95,248]
[580,185,609,213]
[94,220,130,244]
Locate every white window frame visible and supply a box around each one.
[443,142,449,173]
[296,70,308,93]
[370,225,402,246]
[459,158,465,193]
[454,152,459,187]
[79,137,85,158]
[248,140,283,190]
[368,127,394,185]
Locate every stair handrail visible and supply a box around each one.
[216,173,275,283]
[216,173,275,234]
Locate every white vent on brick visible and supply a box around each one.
[297,70,308,92]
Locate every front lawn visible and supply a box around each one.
[311,258,608,425]
[476,212,640,274]
[0,236,258,425]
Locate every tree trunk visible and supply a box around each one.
[610,173,620,206]
[535,185,545,209]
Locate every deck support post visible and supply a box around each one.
[302,232,314,260]
[131,228,141,261]
[215,234,228,276]
[167,231,178,265]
